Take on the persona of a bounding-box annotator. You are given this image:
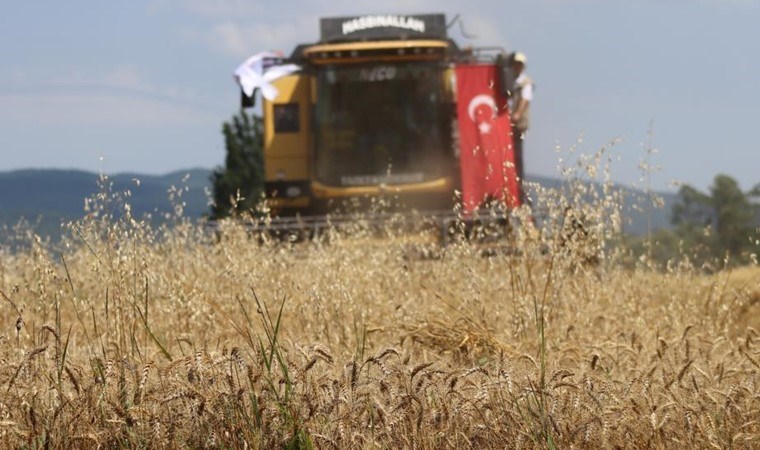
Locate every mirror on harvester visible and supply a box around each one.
[241,88,255,108]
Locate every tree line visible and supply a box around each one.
[667,174,760,265]
[210,111,264,219]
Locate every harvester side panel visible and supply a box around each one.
[263,74,313,212]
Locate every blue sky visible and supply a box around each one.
[1,0,758,192]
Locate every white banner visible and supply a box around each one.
[233,52,300,101]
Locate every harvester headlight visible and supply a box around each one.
[285,186,302,198]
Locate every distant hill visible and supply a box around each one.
[0,168,211,239]
[0,168,676,240]
[525,174,677,237]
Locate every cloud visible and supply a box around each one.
[706,0,759,5]
[48,65,199,102]
[448,13,508,47]
[0,92,216,126]
[0,64,219,127]
[210,21,314,58]
[178,17,318,59]
[157,0,511,58]
[187,12,509,59]
[148,0,265,18]
[155,0,441,19]
[0,66,29,85]
[103,65,145,90]
[314,0,444,14]
[207,23,249,57]
[146,0,524,65]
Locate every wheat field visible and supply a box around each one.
[1,178,759,449]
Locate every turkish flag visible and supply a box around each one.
[455,64,520,213]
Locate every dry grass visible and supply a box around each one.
[1,171,759,449]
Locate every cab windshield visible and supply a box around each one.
[314,61,452,187]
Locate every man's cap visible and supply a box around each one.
[512,52,527,65]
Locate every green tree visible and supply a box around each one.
[710,175,753,255]
[210,111,265,219]
[671,174,758,263]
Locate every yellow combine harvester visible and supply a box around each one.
[239,14,519,220]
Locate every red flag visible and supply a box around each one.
[455,64,520,213]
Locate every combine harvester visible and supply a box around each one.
[233,13,525,244]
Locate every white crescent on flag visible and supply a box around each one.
[467,94,498,134]
[467,94,497,122]
[234,52,301,101]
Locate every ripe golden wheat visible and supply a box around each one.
[0,169,758,449]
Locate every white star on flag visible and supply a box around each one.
[478,122,492,134]
[234,52,301,101]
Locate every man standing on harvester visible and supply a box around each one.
[508,51,533,203]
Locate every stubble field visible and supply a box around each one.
[1,181,759,449]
